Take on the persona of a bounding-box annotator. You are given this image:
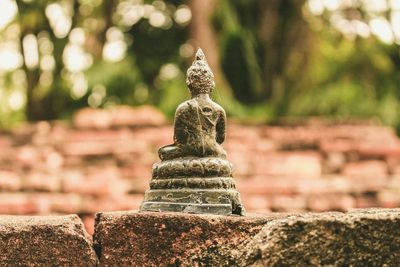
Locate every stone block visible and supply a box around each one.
[93,211,282,266]
[0,215,97,266]
[238,209,400,266]
[94,209,400,266]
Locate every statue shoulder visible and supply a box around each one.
[210,100,226,115]
[176,100,196,115]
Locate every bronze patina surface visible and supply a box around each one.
[140,49,245,215]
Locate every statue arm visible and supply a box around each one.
[173,105,187,144]
[216,111,226,144]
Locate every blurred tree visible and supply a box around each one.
[0,0,399,130]
[188,0,232,96]
[15,0,112,120]
[213,0,312,108]
[16,0,79,120]
[289,0,400,128]
[6,0,191,122]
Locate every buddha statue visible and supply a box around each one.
[158,48,227,161]
[140,48,245,216]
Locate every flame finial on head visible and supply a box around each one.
[195,48,206,61]
[186,48,215,95]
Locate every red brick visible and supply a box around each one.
[228,152,253,176]
[323,152,346,173]
[82,215,95,236]
[342,160,388,179]
[307,194,356,211]
[73,108,112,129]
[48,122,68,143]
[112,140,150,155]
[236,176,298,195]
[378,190,400,208]
[23,172,61,192]
[253,152,321,178]
[240,195,271,212]
[0,171,21,191]
[31,121,52,146]
[349,175,387,193]
[129,127,173,146]
[62,129,143,156]
[262,126,320,149]
[62,168,129,196]
[82,194,143,213]
[296,176,351,194]
[386,156,400,174]
[49,193,84,214]
[0,193,45,214]
[386,175,400,190]
[355,195,380,208]
[319,139,357,153]
[65,129,131,142]
[0,147,14,164]
[256,138,277,152]
[60,155,81,167]
[225,139,255,154]
[9,193,82,214]
[270,195,307,212]
[226,124,260,140]
[127,177,150,193]
[327,125,395,141]
[110,105,166,126]
[44,151,64,170]
[0,136,12,147]
[120,164,152,180]
[15,146,41,168]
[62,141,114,156]
[357,141,400,158]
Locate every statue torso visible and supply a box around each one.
[174,97,225,157]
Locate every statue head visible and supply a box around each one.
[186,48,215,96]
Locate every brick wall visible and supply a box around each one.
[1,209,400,266]
[0,106,399,233]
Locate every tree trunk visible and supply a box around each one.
[188,0,232,96]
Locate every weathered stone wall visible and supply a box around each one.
[238,209,400,266]
[2,209,399,266]
[93,208,400,266]
[0,215,97,266]
[93,211,281,266]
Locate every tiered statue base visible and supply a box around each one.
[140,157,245,215]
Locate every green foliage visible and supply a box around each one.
[157,75,188,117]
[213,0,263,103]
[214,0,309,105]
[86,59,141,104]
[286,22,400,129]
[0,0,399,132]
